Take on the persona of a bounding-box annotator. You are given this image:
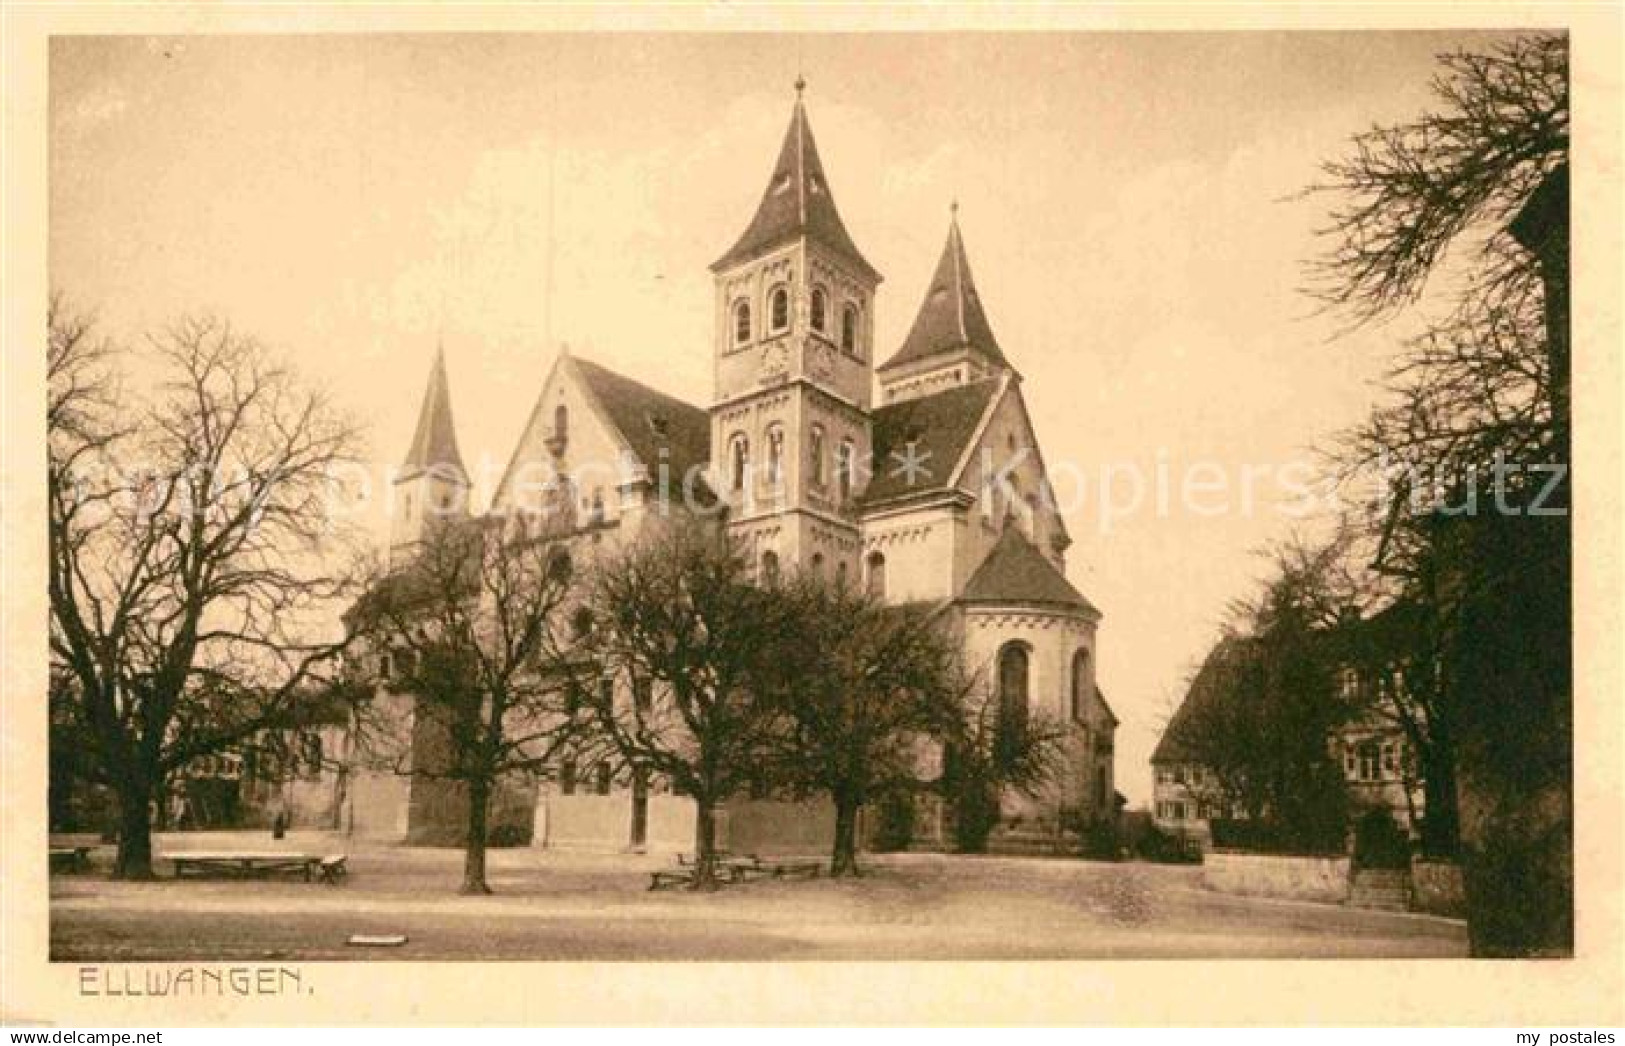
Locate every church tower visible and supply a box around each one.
[390,346,471,564]
[708,81,881,583]
[877,205,1014,404]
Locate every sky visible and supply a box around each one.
[49,30,1507,805]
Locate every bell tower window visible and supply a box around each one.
[770,285,790,333]
[765,425,785,488]
[841,303,860,355]
[809,424,827,489]
[810,287,828,333]
[729,434,750,492]
[734,300,751,345]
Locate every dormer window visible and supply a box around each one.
[546,404,569,456]
[810,287,828,333]
[770,285,790,333]
[841,303,860,355]
[733,300,751,345]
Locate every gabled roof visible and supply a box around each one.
[1151,636,1262,765]
[711,88,878,281]
[399,347,468,482]
[570,357,712,490]
[861,378,1001,507]
[881,210,1007,373]
[959,523,1098,614]
[1094,685,1120,727]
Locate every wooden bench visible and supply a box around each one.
[648,868,695,891]
[317,855,349,884]
[49,846,93,872]
[168,852,324,881]
[765,858,822,880]
[677,851,769,884]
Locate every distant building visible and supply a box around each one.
[1151,630,1424,848]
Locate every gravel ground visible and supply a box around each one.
[50,839,1467,961]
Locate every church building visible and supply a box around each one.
[346,84,1117,854]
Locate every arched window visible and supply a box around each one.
[770,285,790,332]
[730,433,750,492]
[765,426,785,488]
[841,303,860,355]
[866,551,886,599]
[808,424,826,489]
[810,287,828,333]
[996,642,1032,770]
[553,404,569,444]
[761,550,780,587]
[733,300,751,345]
[810,552,824,574]
[836,561,849,589]
[1070,649,1091,724]
[836,440,855,502]
[589,488,605,525]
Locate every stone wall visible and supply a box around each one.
[1411,858,1467,917]
[1202,850,1351,904]
[721,798,834,856]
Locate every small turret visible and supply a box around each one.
[390,346,471,562]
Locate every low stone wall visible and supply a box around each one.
[1202,850,1351,904]
[1411,858,1467,918]
[721,798,833,856]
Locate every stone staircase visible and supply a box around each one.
[1348,867,1412,912]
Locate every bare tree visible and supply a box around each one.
[1308,34,1572,955]
[1179,539,1360,853]
[941,672,1068,855]
[770,581,962,877]
[47,301,363,878]
[350,517,587,894]
[576,520,794,889]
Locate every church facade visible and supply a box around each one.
[346,86,1117,854]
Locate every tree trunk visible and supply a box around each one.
[830,793,862,877]
[690,798,720,891]
[112,777,156,881]
[461,776,492,895]
[954,785,997,854]
[1419,742,1460,857]
[1450,511,1571,956]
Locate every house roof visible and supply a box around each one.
[1151,636,1262,764]
[959,523,1098,614]
[399,347,468,482]
[710,88,878,281]
[861,378,1001,507]
[570,357,713,495]
[880,210,1008,373]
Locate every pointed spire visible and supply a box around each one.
[882,205,1007,371]
[711,86,878,281]
[399,345,469,482]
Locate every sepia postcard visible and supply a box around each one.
[2,1,1621,1028]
